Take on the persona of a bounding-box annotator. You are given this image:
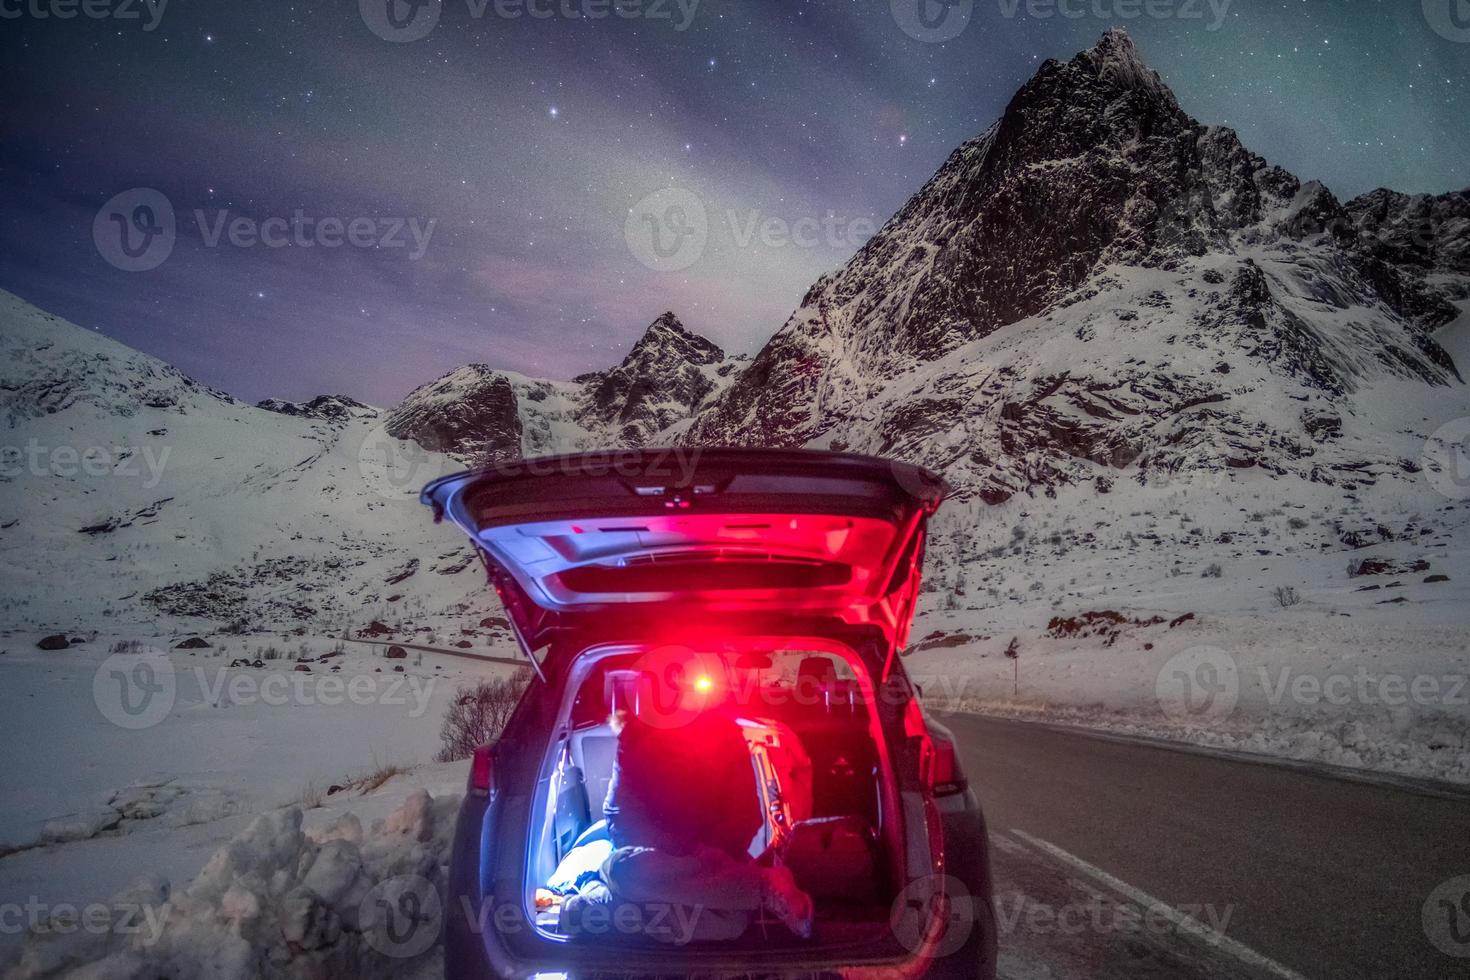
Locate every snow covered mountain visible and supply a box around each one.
[684,29,1467,505]
[574,311,740,445]
[2,30,1467,639]
[381,312,744,465]
[0,295,742,635]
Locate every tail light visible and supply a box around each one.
[929,732,965,797]
[470,745,494,797]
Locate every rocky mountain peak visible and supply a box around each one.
[623,311,725,368]
[575,311,730,445]
[256,394,377,424]
[382,364,522,463]
[684,32,1467,503]
[1073,27,1175,104]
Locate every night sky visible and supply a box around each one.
[1,0,1467,405]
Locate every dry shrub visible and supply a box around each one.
[436,669,534,762]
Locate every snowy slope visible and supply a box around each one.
[0,289,493,636]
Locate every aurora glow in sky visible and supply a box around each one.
[1,0,1467,404]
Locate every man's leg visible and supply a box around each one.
[602,846,764,909]
[600,846,761,943]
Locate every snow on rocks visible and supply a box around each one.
[4,790,461,980]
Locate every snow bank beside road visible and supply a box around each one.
[945,698,1470,787]
[4,789,461,980]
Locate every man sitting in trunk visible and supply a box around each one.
[559,678,813,943]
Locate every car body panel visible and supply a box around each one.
[421,449,947,666]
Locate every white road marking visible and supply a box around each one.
[1010,829,1311,980]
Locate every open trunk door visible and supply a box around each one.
[421,448,948,676]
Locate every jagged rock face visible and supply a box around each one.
[1346,188,1470,279]
[685,29,1466,503]
[574,312,727,445]
[687,30,1302,448]
[256,394,377,424]
[383,312,739,460]
[383,366,523,464]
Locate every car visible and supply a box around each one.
[422,447,998,980]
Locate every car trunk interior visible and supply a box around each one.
[521,641,904,951]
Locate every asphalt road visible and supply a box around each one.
[939,715,1470,980]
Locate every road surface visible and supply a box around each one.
[940,715,1470,980]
